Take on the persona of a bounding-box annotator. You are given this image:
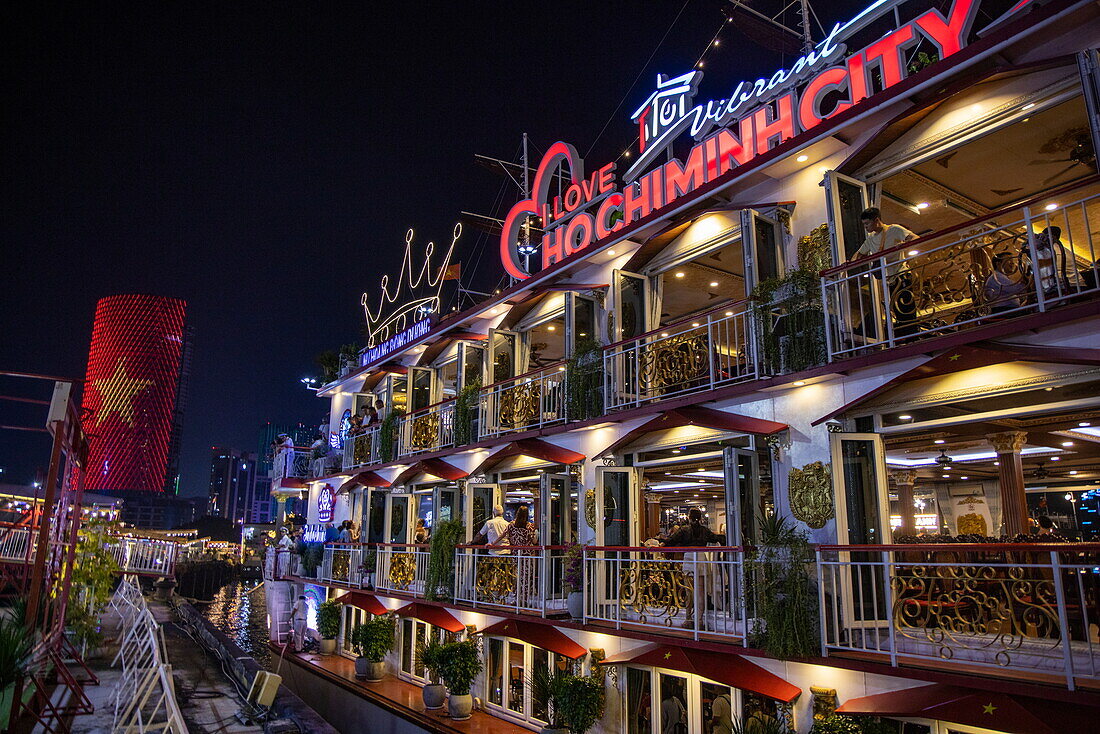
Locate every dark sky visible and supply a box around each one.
[1,0,866,497]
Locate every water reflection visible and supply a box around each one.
[199,579,271,668]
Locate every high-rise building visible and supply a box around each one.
[207,446,259,522]
[82,295,190,495]
[256,421,316,518]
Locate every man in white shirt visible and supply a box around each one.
[851,207,919,338]
[474,505,510,555]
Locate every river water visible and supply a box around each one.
[198,579,272,668]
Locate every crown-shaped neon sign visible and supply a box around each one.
[361,224,459,349]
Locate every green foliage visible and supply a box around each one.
[425,519,464,601]
[68,518,121,648]
[436,639,483,696]
[315,350,341,384]
[730,715,791,734]
[415,637,445,683]
[378,408,405,462]
[339,342,360,365]
[0,603,33,690]
[566,338,604,422]
[751,269,826,374]
[350,615,395,661]
[299,542,324,576]
[318,599,342,640]
[746,515,818,659]
[528,665,570,728]
[562,541,583,593]
[809,715,863,734]
[558,675,605,734]
[907,51,939,75]
[454,380,480,446]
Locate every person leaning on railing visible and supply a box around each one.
[662,508,724,628]
[850,207,918,338]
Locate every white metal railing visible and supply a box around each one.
[479,363,567,440]
[110,575,188,733]
[454,546,567,616]
[583,547,748,642]
[264,547,298,581]
[0,525,35,563]
[270,446,311,481]
[320,543,372,588]
[396,400,456,458]
[823,179,1100,360]
[109,538,178,577]
[373,543,430,597]
[817,544,1100,690]
[603,302,759,411]
[342,427,381,471]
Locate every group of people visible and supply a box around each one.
[348,399,388,436]
[472,505,539,553]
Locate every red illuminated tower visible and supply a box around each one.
[81,294,190,496]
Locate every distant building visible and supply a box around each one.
[256,422,316,518]
[118,494,202,530]
[207,446,261,523]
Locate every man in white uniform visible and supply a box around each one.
[851,206,918,337]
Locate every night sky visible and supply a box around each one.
[1,0,867,498]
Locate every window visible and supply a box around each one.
[482,637,574,726]
[397,618,441,682]
[340,605,368,657]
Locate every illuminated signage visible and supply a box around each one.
[302,524,326,543]
[501,0,998,280]
[359,317,432,368]
[317,484,336,523]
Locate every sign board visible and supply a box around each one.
[317,484,336,523]
[359,317,432,368]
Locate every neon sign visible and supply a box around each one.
[359,317,432,368]
[501,0,993,280]
[317,484,336,523]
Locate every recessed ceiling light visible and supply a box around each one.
[916,202,929,210]
[1080,422,1091,427]
[1070,470,1079,475]
[692,322,700,327]
[942,474,950,478]
[724,311,733,317]
[661,332,669,337]
[607,249,616,256]
[547,325,556,331]
[709,281,719,287]
[1045,203,1058,211]
[1051,456,1060,461]
[934,439,945,444]
[793,380,806,386]
[960,476,969,480]
[672,449,681,454]
[1062,441,1074,447]
[908,249,920,256]
[1044,387,1054,391]
[994,461,1000,466]
[898,414,912,420]
[674,271,686,278]
[796,154,809,163]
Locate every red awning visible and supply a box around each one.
[391,458,469,486]
[598,644,800,703]
[811,341,1100,426]
[599,406,787,457]
[469,438,586,476]
[334,592,389,616]
[337,471,391,494]
[393,602,466,634]
[837,683,1100,734]
[476,619,587,659]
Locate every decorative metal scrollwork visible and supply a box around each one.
[475,556,517,603]
[618,560,693,625]
[498,382,540,428]
[331,549,351,581]
[788,461,833,529]
[639,333,708,391]
[584,488,597,530]
[388,552,416,590]
[410,413,438,449]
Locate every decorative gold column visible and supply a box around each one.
[987,431,1028,536]
[644,492,662,541]
[891,469,918,537]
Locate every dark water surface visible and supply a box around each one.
[198,579,271,668]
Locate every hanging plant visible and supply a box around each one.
[745,515,818,659]
[751,269,826,374]
[424,519,464,601]
[453,380,480,446]
[566,338,604,422]
[378,408,405,462]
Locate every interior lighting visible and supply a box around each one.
[908,250,920,256]
[793,380,806,386]
[692,322,700,327]
[1022,102,1035,110]
[709,281,719,287]
[1080,422,1092,427]
[934,439,945,444]
[1062,441,1074,447]
[1070,471,1079,475]
[547,325,556,331]
[942,474,950,478]
[796,154,809,163]
[661,332,669,337]
[675,271,686,278]
[1045,203,1058,211]
[960,476,969,480]
[725,311,733,316]
[607,249,616,256]
[916,202,929,210]
[1051,456,1060,461]
[898,414,912,420]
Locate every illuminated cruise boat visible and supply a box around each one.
[265,1,1100,731]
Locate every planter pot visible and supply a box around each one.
[354,657,372,679]
[422,683,446,709]
[364,660,386,682]
[539,728,569,734]
[320,638,336,654]
[447,692,473,721]
[567,591,584,620]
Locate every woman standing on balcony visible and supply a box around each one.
[663,509,724,629]
[501,505,538,606]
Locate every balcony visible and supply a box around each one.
[603,302,760,412]
[108,537,178,576]
[271,446,312,481]
[342,427,381,471]
[373,543,430,597]
[823,180,1100,361]
[478,363,567,440]
[319,542,371,587]
[817,543,1100,689]
[0,525,35,565]
[396,399,456,458]
[453,545,567,616]
[583,546,749,643]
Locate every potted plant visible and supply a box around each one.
[317,599,342,654]
[529,665,570,734]
[436,639,483,721]
[425,519,464,601]
[562,541,584,620]
[746,514,818,659]
[416,638,446,709]
[558,674,605,734]
[350,615,395,681]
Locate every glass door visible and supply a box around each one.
[830,432,891,627]
[487,329,521,384]
[610,269,650,343]
[723,447,760,545]
[565,292,599,353]
[739,209,785,287]
[466,483,501,542]
[823,170,870,264]
[385,493,412,544]
[409,366,433,412]
[434,484,460,525]
[540,473,575,546]
[595,467,639,547]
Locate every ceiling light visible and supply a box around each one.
[916,202,929,210]
[547,325,556,331]
[674,271,685,278]
[1044,387,1054,392]
[1079,422,1091,427]
[898,414,912,420]
[908,249,920,256]
[692,322,700,327]
[661,332,669,337]
[1045,203,1058,211]
[793,380,806,386]
[724,311,733,317]
[960,476,968,480]
[1022,102,1035,111]
[1070,470,1079,476]
[934,439,945,444]
[796,154,809,163]
[1062,441,1074,447]
[942,474,950,478]
[994,461,1000,466]
[607,249,616,256]
[709,281,719,287]
[1051,456,1060,461]
[672,449,681,454]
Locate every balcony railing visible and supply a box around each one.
[479,363,568,440]
[822,179,1100,360]
[397,399,456,458]
[583,546,748,642]
[319,542,373,587]
[374,543,430,597]
[454,545,567,616]
[270,447,311,481]
[342,427,381,471]
[817,543,1100,689]
[0,525,36,564]
[108,538,178,577]
[603,302,759,411]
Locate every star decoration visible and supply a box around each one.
[663,651,672,660]
[948,353,961,361]
[93,359,153,427]
[982,703,996,715]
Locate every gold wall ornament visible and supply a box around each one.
[331,548,351,582]
[797,223,831,272]
[589,648,615,684]
[584,488,597,530]
[388,552,416,590]
[788,461,833,529]
[810,686,837,720]
[410,413,439,449]
[639,333,708,391]
[475,556,518,603]
[498,381,541,428]
[764,431,791,461]
[618,559,693,626]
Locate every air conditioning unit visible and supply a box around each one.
[246,670,282,709]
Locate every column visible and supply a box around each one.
[891,469,918,537]
[986,430,1028,537]
[644,492,662,540]
[274,494,289,532]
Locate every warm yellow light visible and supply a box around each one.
[934,439,945,444]
[607,249,616,256]
[1062,441,1074,447]
[709,281,719,287]
[547,325,556,331]
[793,381,806,386]
[908,250,920,256]
[916,202,929,210]
[1045,203,1058,211]
[796,154,809,163]
[674,271,685,278]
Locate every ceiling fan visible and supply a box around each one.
[1028,127,1096,185]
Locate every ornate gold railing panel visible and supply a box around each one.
[498,382,540,428]
[330,549,351,582]
[388,552,416,590]
[618,560,693,626]
[475,556,518,604]
[639,333,708,390]
[409,413,439,450]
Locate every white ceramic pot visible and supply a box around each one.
[320,638,336,654]
[447,692,473,720]
[365,660,386,682]
[567,591,584,620]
